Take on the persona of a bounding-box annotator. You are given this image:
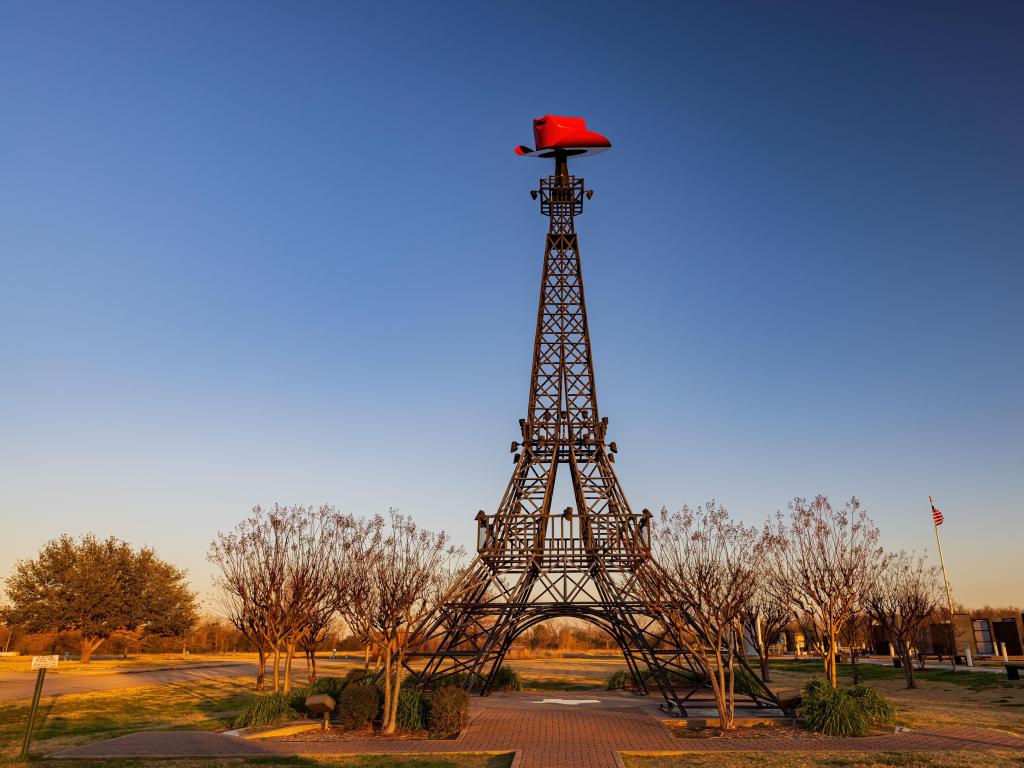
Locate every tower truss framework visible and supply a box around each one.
[405,152,771,713]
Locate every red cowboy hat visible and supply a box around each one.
[515,115,612,158]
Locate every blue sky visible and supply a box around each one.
[1,1,1021,609]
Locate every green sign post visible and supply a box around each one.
[21,655,58,758]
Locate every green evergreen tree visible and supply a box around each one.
[3,534,198,661]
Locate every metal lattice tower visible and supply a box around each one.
[406,142,698,710]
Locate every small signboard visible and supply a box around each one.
[31,655,59,670]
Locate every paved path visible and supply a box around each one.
[53,692,1024,768]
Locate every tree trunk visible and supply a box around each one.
[709,641,734,730]
[850,648,860,685]
[81,635,103,663]
[902,642,916,689]
[306,645,317,684]
[825,629,838,688]
[388,652,402,730]
[283,641,295,693]
[382,649,394,734]
[759,647,771,682]
[273,646,281,692]
[256,646,266,690]
[716,665,733,729]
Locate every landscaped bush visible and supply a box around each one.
[427,685,469,738]
[338,683,380,731]
[232,692,300,729]
[489,665,522,691]
[799,679,894,736]
[287,676,346,716]
[848,683,895,725]
[287,686,311,712]
[604,670,631,690]
[396,686,428,731]
[438,671,471,689]
[344,667,371,686]
[307,676,346,701]
[669,668,710,687]
[604,668,711,692]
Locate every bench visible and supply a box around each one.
[1006,663,1022,681]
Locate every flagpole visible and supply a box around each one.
[931,495,957,672]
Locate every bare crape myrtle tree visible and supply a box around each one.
[337,510,463,735]
[866,550,944,689]
[210,504,362,692]
[637,502,766,730]
[742,584,790,684]
[765,496,886,688]
[839,609,873,685]
[331,514,385,671]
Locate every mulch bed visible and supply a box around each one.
[265,726,454,742]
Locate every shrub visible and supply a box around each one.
[605,668,711,692]
[802,684,827,708]
[604,670,632,690]
[799,679,893,737]
[800,682,869,737]
[396,687,428,732]
[307,676,346,700]
[399,673,421,691]
[288,676,346,716]
[489,665,522,691]
[344,667,371,686]
[338,683,379,731]
[287,686,311,712]
[669,668,710,687]
[848,684,895,725]
[233,692,299,729]
[427,686,469,738]
[439,671,471,689]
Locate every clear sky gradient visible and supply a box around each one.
[2,2,1021,609]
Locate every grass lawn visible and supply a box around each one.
[0,654,251,675]
[765,659,1024,736]
[621,751,1024,767]
[0,653,369,676]
[2,655,1020,768]
[0,668,510,767]
[506,655,622,690]
[24,757,516,768]
[24,757,513,768]
[0,674,255,761]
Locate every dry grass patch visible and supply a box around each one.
[0,654,258,675]
[0,674,255,760]
[0,653,367,675]
[767,660,1024,736]
[506,656,624,689]
[24,756,513,768]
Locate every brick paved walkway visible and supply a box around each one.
[53,692,1024,768]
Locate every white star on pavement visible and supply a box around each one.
[531,698,602,705]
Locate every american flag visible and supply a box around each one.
[931,500,944,527]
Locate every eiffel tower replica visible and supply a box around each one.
[407,116,697,710]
